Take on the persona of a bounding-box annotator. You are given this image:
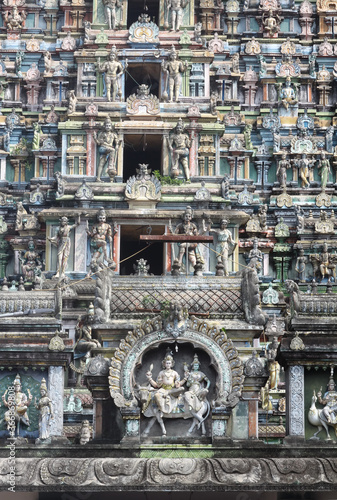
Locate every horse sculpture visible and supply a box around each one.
[308,390,337,440]
[136,385,210,437]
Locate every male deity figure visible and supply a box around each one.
[146,349,185,415]
[165,0,189,31]
[278,77,298,110]
[247,237,263,276]
[86,207,117,267]
[19,240,42,283]
[262,10,281,37]
[292,154,315,188]
[4,6,26,30]
[169,206,205,272]
[103,0,122,30]
[167,119,191,181]
[94,116,120,181]
[2,374,32,435]
[162,47,188,103]
[209,219,237,276]
[96,47,124,102]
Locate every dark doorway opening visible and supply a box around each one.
[125,63,160,98]
[123,134,162,181]
[119,224,164,275]
[127,0,159,27]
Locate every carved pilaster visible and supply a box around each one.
[287,365,305,439]
[48,366,64,437]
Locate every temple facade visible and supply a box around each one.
[0,0,337,498]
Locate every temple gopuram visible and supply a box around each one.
[1,0,337,498]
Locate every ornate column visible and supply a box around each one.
[286,365,305,440]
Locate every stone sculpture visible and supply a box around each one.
[266,337,280,390]
[247,238,263,276]
[2,374,32,436]
[103,0,121,30]
[165,0,189,31]
[317,152,331,190]
[295,248,307,282]
[35,378,53,442]
[276,153,291,187]
[209,218,237,276]
[96,47,124,102]
[167,118,191,181]
[74,304,101,357]
[94,116,120,181]
[19,240,43,282]
[86,207,117,268]
[162,47,188,102]
[48,215,80,279]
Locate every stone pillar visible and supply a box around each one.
[74,221,87,272]
[48,366,64,437]
[212,408,231,441]
[286,365,305,440]
[248,398,258,439]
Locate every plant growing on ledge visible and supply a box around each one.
[153,170,183,185]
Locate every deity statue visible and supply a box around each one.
[317,371,337,424]
[146,349,185,415]
[19,240,43,282]
[247,237,263,275]
[292,154,315,188]
[103,0,121,30]
[310,242,337,282]
[48,215,80,279]
[266,337,280,390]
[278,77,298,110]
[169,206,205,272]
[96,47,124,102]
[295,247,307,282]
[183,354,210,414]
[276,152,291,187]
[194,22,202,43]
[15,51,24,78]
[67,90,77,115]
[94,116,120,181]
[165,0,189,31]
[4,6,26,30]
[167,118,191,181]
[162,47,188,103]
[35,378,53,442]
[262,10,281,37]
[44,51,52,74]
[79,420,91,444]
[317,152,331,190]
[86,207,117,267]
[274,217,289,238]
[231,53,240,74]
[209,218,237,276]
[2,374,32,435]
[74,304,101,359]
[15,202,40,231]
[32,122,42,150]
[258,54,267,78]
[62,32,76,51]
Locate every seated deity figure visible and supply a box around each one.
[262,10,281,37]
[146,350,185,415]
[167,119,191,181]
[278,77,298,110]
[94,116,120,181]
[276,152,291,187]
[103,0,121,30]
[4,6,26,30]
[2,374,32,435]
[75,304,101,357]
[169,206,205,272]
[182,354,210,413]
[162,47,188,103]
[317,372,337,424]
[209,219,237,276]
[96,47,124,102]
[165,0,189,31]
[86,207,117,267]
[19,240,42,282]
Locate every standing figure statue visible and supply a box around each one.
[247,237,263,276]
[317,152,331,191]
[67,90,77,115]
[169,206,205,272]
[292,154,315,188]
[167,118,191,181]
[96,47,124,102]
[103,0,122,30]
[295,248,307,282]
[86,207,117,267]
[94,116,120,181]
[209,218,237,276]
[183,354,210,414]
[32,122,42,150]
[276,152,291,187]
[2,374,32,436]
[165,0,189,31]
[266,337,280,390]
[146,349,184,415]
[48,215,80,279]
[35,378,53,442]
[162,47,188,103]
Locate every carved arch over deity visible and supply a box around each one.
[109,308,244,440]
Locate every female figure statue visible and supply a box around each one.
[48,215,80,279]
[295,248,307,282]
[183,354,210,413]
[35,378,53,441]
[317,152,331,190]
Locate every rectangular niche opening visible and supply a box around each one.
[123,133,162,181]
[125,63,160,98]
[127,0,159,27]
[119,224,164,276]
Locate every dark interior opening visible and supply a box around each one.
[123,134,162,181]
[125,63,160,98]
[119,224,164,276]
[127,0,159,27]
